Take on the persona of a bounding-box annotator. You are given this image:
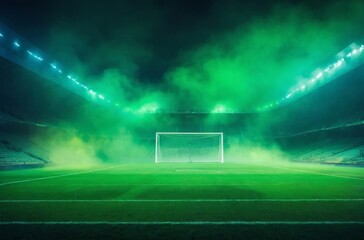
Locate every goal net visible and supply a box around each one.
[155,132,224,163]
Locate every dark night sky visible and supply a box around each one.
[0,0,330,78]
[1,0,364,114]
[0,0,285,80]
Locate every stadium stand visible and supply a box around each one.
[0,140,48,170]
[277,124,364,166]
[0,110,50,170]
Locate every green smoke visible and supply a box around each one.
[165,1,364,111]
[40,0,364,115]
[6,0,364,166]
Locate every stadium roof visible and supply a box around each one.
[1,0,364,117]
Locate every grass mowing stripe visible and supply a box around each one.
[0,221,363,225]
[257,163,364,181]
[0,165,124,187]
[1,199,363,203]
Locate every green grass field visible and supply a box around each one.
[0,162,363,240]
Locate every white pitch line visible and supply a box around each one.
[0,199,363,203]
[83,183,285,186]
[256,163,364,181]
[292,168,364,181]
[175,169,224,173]
[0,165,123,187]
[0,221,363,225]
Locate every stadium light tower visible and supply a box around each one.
[257,42,364,112]
[0,22,118,109]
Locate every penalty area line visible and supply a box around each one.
[256,163,364,181]
[0,221,364,225]
[0,165,125,187]
[0,199,364,203]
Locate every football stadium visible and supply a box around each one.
[0,1,364,239]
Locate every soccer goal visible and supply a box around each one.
[155,132,224,163]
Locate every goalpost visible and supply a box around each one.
[155,132,224,163]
